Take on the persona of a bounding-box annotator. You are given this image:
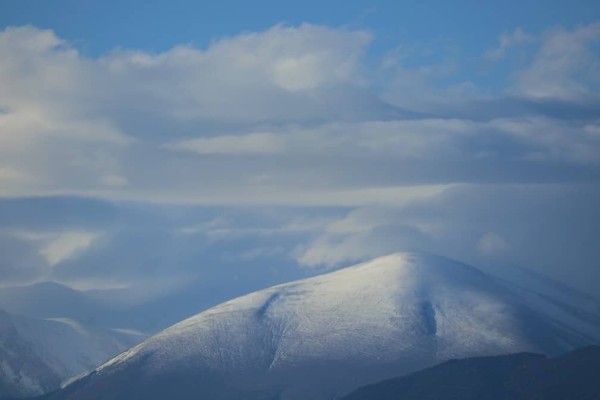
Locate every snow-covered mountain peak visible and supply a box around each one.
[103,252,499,367]
[53,252,600,400]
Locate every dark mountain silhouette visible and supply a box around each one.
[341,345,600,400]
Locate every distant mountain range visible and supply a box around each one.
[32,253,600,400]
[0,282,118,328]
[0,309,144,398]
[0,281,204,333]
[341,345,600,400]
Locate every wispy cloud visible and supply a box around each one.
[512,23,600,100]
[485,28,535,61]
[167,132,285,155]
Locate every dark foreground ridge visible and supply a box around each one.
[341,345,600,400]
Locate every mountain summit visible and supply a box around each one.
[42,253,600,400]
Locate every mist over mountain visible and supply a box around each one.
[0,273,309,334]
[38,253,600,400]
[0,283,122,327]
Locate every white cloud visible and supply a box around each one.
[477,232,509,256]
[295,206,433,268]
[96,24,372,122]
[488,117,600,165]
[0,166,32,183]
[0,21,599,299]
[8,230,100,267]
[100,174,128,187]
[166,119,477,160]
[40,231,99,266]
[0,24,381,204]
[167,132,284,155]
[512,23,600,100]
[485,28,534,61]
[0,22,599,210]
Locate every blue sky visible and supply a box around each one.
[2,0,599,96]
[1,0,600,306]
[2,0,599,53]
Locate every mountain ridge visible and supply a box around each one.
[38,252,600,400]
[340,345,600,400]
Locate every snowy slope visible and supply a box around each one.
[484,263,600,315]
[0,309,145,398]
[481,263,600,342]
[46,253,600,400]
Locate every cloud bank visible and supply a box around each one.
[1,22,599,299]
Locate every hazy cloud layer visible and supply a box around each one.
[1,23,599,299]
